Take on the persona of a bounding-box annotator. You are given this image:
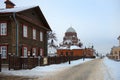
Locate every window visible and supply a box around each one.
[23,25,28,37]
[0,46,7,59]
[0,22,7,36]
[33,28,36,40]
[40,31,43,41]
[40,48,43,56]
[23,47,27,57]
[32,48,36,56]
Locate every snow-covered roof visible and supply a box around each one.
[58,46,70,50]
[58,45,82,50]
[0,6,37,13]
[66,27,76,33]
[70,45,81,49]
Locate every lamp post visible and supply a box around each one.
[0,53,1,72]
[8,53,11,70]
[83,47,86,61]
[32,53,35,67]
[27,51,30,69]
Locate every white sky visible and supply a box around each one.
[0,0,120,54]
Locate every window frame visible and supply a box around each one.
[22,46,28,57]
[0,45,8,59]
[40,48,44,57]
[33,28,36,40]
[32,47,37,56]
[22,24,28,38]
[0,22,7,36]
[40,31,43,41]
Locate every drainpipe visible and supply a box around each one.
[13,12,19,56]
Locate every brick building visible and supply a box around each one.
[0,0,51,63]
[57,46,95,58]
[57,27,95,58]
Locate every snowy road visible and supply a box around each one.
[38,59,113,80]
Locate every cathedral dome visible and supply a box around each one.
[66,27,76,33]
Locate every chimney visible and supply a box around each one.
[4,0,15,8]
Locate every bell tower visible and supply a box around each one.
[117,36,120,46]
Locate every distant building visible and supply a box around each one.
[47,39,57,57]
[59,27,82,48]
[109,36,120,60]
[0,0,51,63]
[57,45,95,58]
[57,27,95,58]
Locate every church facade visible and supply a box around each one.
[59,27,82,48]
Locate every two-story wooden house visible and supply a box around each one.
[0,0,51,63]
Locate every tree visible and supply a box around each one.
[47,31,57,48]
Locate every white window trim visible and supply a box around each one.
[33,29,36,40]
[0,46,7,59]
[40,48,43,56]
[23,47,28,57]
[0,22,7,36]
[23,25,28,37]
[40,31,43,41]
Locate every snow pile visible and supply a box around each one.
[103,57,120,80]
[1,58,93,77]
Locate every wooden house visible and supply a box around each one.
[0,0,51,63]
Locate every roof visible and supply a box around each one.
[58,45,82,50]
[0,6,51,31]
[0,6,36,13]
[66,27,76,33]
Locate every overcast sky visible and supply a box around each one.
[0,0,120,54]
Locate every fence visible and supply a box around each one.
[9,55,38,70]
[8,55,84,70]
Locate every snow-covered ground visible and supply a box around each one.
[1,58,93,77]
[103,57,120,80]
[1,57,119,80]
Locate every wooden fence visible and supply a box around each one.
[9,55,38,70]
[8,55,84,70]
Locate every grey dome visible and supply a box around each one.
[66,27,76,32]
